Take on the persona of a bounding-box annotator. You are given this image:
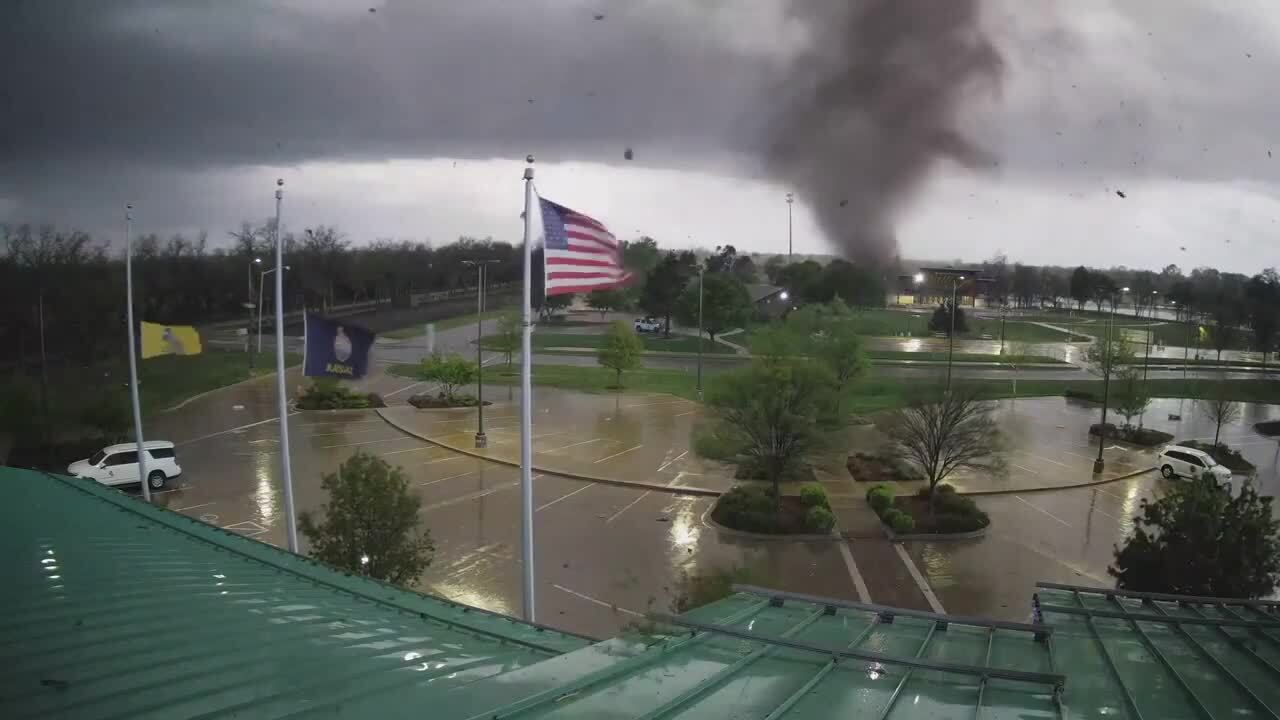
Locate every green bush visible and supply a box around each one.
[799,483,829,509]
[866,485,894,515]
[881,508,904,527]
[936,483,957,494]
[931,511,989,534]
[713,485,778,533]
[805,506,835,533]
[692,424,737,461]
[889,511,916,534]
[296,378,383,410]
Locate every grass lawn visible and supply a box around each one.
[480,331,734,355]
[140,350,302,413]
[739,309,1087,345]
[866,350,1065,364]
[1140,357,1270,368]
[382,309,511,339]
[387,361,1280,414]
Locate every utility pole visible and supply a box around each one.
[947,275,964,393]
[785,192,794,260]
[1093,286,1129,474]
[696,265,704,400]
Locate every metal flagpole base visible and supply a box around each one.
[475,432,488,449]
[1092,458,1105,474]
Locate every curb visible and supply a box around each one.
[375,408,722,497]
[883,525,990,542]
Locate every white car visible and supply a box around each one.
[68,441,182,490]
[633,317,664,333]
[1157,445,1231,483]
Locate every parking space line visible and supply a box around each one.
[1010,462,1040,476]
[384,381,430,398]
[621,400,690,409]
[891,543,944,613]
[298,418,386,428]
[308,427,394,438]
[418,455,467,466]
[656,450,688,473]
[674,410,697,417]
[151,485,192,495]
[175,502,214,512]
[1018,451,1071,468]
[537,483,595,511]
[177,413,300,446]
[552,584,643,618]
[381,445,442,457]
[544,438,603,453]
[605,491,650,524]
[837,540,871,603]
[418,470,475,487]
[1060,449,1097,461]
[319,436,416,449]
[593,444,643,465]
[1014,495,1072,527]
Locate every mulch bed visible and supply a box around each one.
[1179,440,1258,474]
[847,452,919,484]
[408,395,491,409]
[1088,423,1173,447]
[893,495,989,535]
[1256,421,1280,438]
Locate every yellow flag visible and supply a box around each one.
[141,322,202,359]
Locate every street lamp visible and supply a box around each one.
[785,193,794,260]
[696,265,705,400]
[948,275,967,391]
[1094,285,1130,473]
[247,257,263,368]
[463,259,501,448]
[999,304,1008,355]
[1138,290,1157,428]
[257,265,290,353]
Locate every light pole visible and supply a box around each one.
[257,265,290,353]
[999,304,1008,355]
[1139,290,1156,427]
[948,275,966,392]
[1093,285,1129,474]
[463,259,500,447]
[696,265,705,400]
[785,192,794,260]
[124,204,151,503]
[272,178,299,554]
[248,257,261,368]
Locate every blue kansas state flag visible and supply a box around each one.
[304,314,376,379]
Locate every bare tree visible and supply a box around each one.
[883,389,1005,508]
[1196,384,1242,447]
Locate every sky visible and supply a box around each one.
[2,0,1278,273]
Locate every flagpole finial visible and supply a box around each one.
[126,204,133,220]
[524,155,534,180]
[276,178,284,200]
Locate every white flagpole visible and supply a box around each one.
[273,179,299,553]
[124,204,151,503]
[520,156,536,622]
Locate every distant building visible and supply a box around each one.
[888,267,993,308]
[747,283,789,319]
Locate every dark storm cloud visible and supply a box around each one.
[0,0,774,173]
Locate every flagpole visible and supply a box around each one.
[520,156,536,622]
[273,179,299,553]
[124,204,151,503]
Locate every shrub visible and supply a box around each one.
[805,506,835,533]
[692,424,737,462]
[881,508,905,527]
[713,485,777,533]
[867,487,894,515]
[936,483,957,495]
[365,393,386,408]
[799,483,829,509]
[889,511,916,534]
[297,379,379,410]
[931,510,990,534]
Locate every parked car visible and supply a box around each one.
[633,317,664,333]
[1157,445,1231,482]
[67,441,182,490]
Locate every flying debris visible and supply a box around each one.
[1179,246,1187,251]
[838,199,848,207]
[593,13,605,20]
[1116,190,1126,198]
[623,148,633,160]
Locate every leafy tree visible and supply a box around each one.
[622,236,661,277]
[927,301,968,335]
[1111,367,1151,429]
[747,323,800,367]
[1245,270,1279,371]
[815,259,885,308]
[762,255,787,285]
[705,245,738,274]
[492,313,521,366]
[1197,383,1243,446]
[774,260,824,303]
[597,320,644,387]
[704,362,837,503]
[730,255,758,283]
[640,251,696,338]
[675,273,751,343]
[586,288,629,319]
[299,451,435,585]
[1111,475,1280,598]
[1085,337,1136,386]
[416,352,477,402]
[538,292,573,320]
[788,309,869,412]
[1208,290,1243,362]
[1069,266,1092,310]
[80,391,130,441]
[883,389,1005,508]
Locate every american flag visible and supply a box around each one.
[539,197,631,296]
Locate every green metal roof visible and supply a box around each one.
[0,467,588,719]
[7,466,1280,719]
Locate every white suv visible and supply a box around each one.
[634,317,664,333]
[68,441,182,490]
[1157,445,1232,482]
